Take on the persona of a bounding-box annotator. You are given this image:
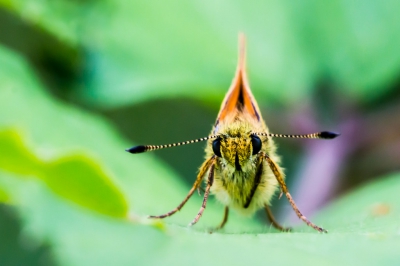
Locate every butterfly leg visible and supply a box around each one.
[189,162,215,226]
[264,154,327,233]
[264,205,291,232]
[212,206,229,231]
[149,156,215,219]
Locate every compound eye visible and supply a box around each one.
[251,135,262,155]
[212,138,222,157]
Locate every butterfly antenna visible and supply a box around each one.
[254,131,340,139]
[126,135,219,154]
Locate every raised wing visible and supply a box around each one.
[215,33,262,127]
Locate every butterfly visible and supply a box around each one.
[126,34,339,233]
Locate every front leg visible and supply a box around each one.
[264,205,291,232]
[149,156,215,219]
[189,161,215,226]
[263,153,327,233]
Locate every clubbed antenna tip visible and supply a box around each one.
[126,145,146,154]
[319,131,340,139]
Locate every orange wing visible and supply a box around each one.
[216,33,262,126]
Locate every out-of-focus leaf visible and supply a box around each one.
[0,188,8,202]
[0,130,41,176]
[0,173,168,266]
[45,155,128,217]
[290,1,400,102]
[2,1,400,108]
[0,130,128,217]
[0,44,258,230]
[0,0,86,45]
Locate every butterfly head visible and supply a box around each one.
[211,130,262,172]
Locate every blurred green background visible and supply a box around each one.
[1,1,400,265]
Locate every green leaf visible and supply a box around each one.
[316,172,400,234]
[1,169,400,265]
[45,155,128,218]
[0,45,129,218]
[0,0,86,45]
[0,128,129,217]
[0,130,42,176]
[0,173,168,266]
[0,113,128,219]
[3,1,400,107]
[0,187,8,202]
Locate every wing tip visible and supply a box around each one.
[238,32,246,71]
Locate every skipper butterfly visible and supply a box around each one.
[127,34,339,233]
